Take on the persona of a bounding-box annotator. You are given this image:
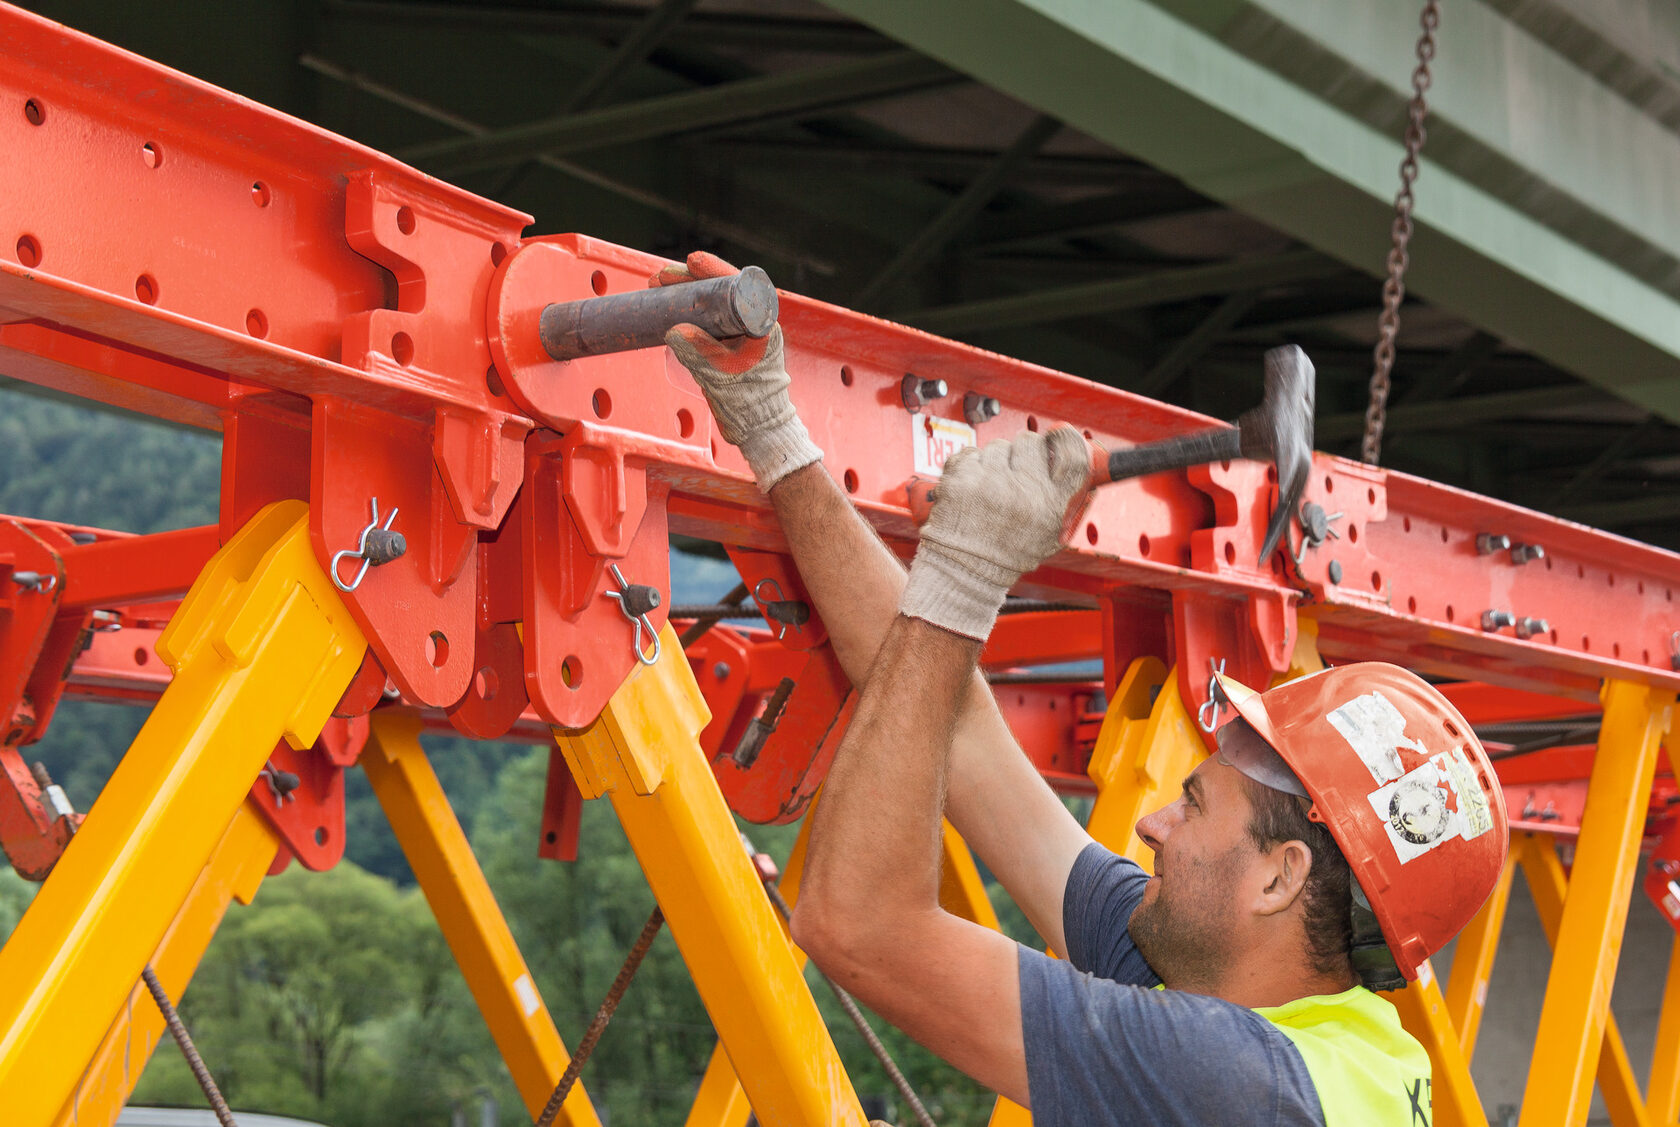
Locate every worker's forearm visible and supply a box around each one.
[767,464,909,682]
[795,617,979,933]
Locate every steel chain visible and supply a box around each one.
[1362,0,1441,465]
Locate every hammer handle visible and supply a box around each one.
[1094,424,1243,485]
[540,266,779,361]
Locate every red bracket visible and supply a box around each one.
[255,716,368,875]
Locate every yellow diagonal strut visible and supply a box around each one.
[52,801,280,1125]
[362,709,602,1127]
[553,623,867,1127]
[0,501,367,1127]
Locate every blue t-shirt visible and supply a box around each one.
[1017,843,1326,1126]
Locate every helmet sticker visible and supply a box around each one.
[1327,691,1430,786]
[1366,746,1493,863]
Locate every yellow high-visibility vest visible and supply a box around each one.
[1257,986,1432,1126]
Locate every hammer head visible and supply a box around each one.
[1239,345,1316,561]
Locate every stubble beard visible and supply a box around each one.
[1130,860,1240,992]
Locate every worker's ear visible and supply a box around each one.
[1252,840,1312,917]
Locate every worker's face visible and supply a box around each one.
[1129,740,1268,989]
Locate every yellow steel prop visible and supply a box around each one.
[552,622,866,1127]
[362,709,602,1127]
[1084,657,1199,867]
[0,500,367,1126]
[1441,852,1516,1061]
[51,801,279,1126]
[1520,680,1676,1126]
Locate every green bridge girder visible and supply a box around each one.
[819,0,1680,422]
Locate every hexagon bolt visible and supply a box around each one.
[1515,616,1549,639]
[1481,609,1516,632]
[1476,533,1511,556]
[1510,543,1546,565]
[901,374,948,413]
[963,392,1001,426]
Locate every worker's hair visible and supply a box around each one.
[1237,774,1355,979]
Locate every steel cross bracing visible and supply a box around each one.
[1,4,1679,1125]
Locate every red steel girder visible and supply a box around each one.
[0,0,1676,745]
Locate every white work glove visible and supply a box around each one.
[902,426,1090,640]
[653,252,823,492]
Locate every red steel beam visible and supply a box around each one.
[0,1,1676,736]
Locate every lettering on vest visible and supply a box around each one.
[1406,1077,1431,1126]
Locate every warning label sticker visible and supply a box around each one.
[911,415,977,476]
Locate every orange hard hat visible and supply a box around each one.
[1214,662,1509,981]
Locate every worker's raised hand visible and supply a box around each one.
[902,426,1090,640]
[653,251,821,492]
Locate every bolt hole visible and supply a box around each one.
[1367,487,1377,504]
[839,365,853,387]
[251,181,270,207]
[1613,642,1622,658]
[486,364,505,397]
[1638,580,1646,594]
[1089,523,1102,546]
[15,235,40,268]
[1577,564,1585,578]
[1407,595,1417,613]
[1402,517,1412,533]
[1439,527,1449,543]
[545,831,558,845]
[23,98,43,126]
[592,389,612,419]
[396,205,415,235]
[245,308,268,339]
[474,665,498,700]
[591,270,608,295]
[1608,573,1615,588]
[134,646,149,666]
[1026,416,1039,432]
[1581,635,1590,651]
[1444,720,1460,738]
[843,468,858,493]
[1222,541,1234,564]
[1549,627,1558,643]
[426,630,449,667]
[135,274,158,305]
[1265,464,1277,483]
[1371,570,1382,590]
[677,408,694,438]
[315,826,328,846]
[1445,605,1455,623]
[561,655,582,688]
[490,241,508,266]
[1545,556,1554,571]
[141,141,162,168]
[1324,475,1334,493]
[1138,534,1151,557]
[1347,523,1358,544]
[392,332,415,366]
[1644,649,1652,664]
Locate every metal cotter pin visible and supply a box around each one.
[604,564,662,666]
[330,497,406,593]
[1197,658,1228,734]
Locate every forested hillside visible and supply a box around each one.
[0,389,1018,1125]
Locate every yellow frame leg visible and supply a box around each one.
[1519,681,1674,1127]
[1517,832,1655,1127]
[362,710,602,1127]
[51,801,279,1126]
[554,623,865,1127]
[1646,710,1680,1126]
[0,501,366,1126]
[1442,851,1516,1062]
[1084,657,1200,867]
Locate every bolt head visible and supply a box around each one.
[712,662,732,681]
[1327,559,1343,585]
[1300,502,1330,544]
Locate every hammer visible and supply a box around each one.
[1090,344,1315,561]
[906,345,1315,562]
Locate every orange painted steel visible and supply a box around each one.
[3,3,1680,1124]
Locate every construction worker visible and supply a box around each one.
[656,253,1508,1126]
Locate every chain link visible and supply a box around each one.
[1363,0,1440,465]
